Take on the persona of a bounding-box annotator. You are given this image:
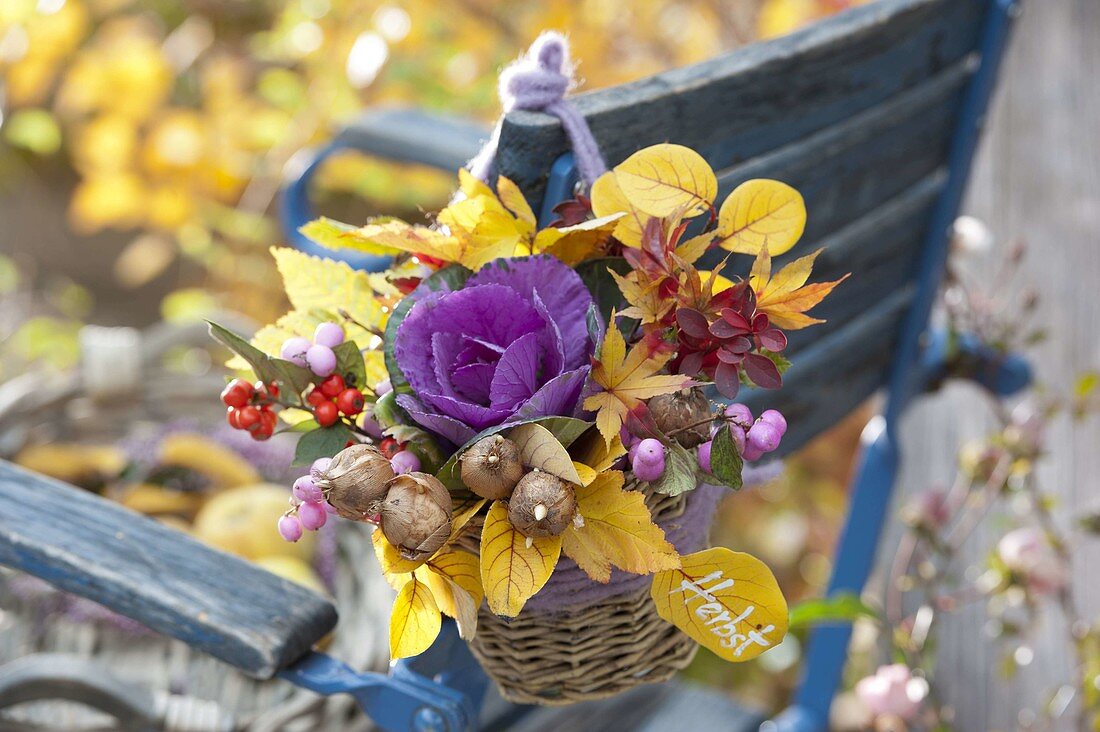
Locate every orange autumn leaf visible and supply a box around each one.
[749,247,847,330]
[583,314,693,444]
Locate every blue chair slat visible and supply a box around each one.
[0,460,337,679]
[497,0,986,205]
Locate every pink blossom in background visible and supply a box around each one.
[997,526,1066,594]
[854,664,928,721]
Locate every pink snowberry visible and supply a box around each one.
[278,514,304,543]
[742,443,765,463]
[747,420,782,453]
[697,440,713,474]
[759,409,787,436]
[280,337,311,367]
[305,344,337,377]
[632,438,666,482]
[313,322,345,348]
[292,475,323,503]
[390,450,421,475]
[298,500,328,531]
[723,403,753,428]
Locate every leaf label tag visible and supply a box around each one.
[668,569,775,657]
[651,547,788,663]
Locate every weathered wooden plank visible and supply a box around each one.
[499,0,985,204]
[785,171,946,352]
[0,461,337,679]
[709,59,970,243]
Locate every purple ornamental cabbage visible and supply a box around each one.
[393,256,594,446]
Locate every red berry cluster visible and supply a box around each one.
[306,374,364,428]
[222,378,280,440]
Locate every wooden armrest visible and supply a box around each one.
[0,461,337,679]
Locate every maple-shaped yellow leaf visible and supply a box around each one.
[570,430,628,475]
[708,179,806,257]
[480,501,561,617]
[562,470,680,583]
[532,214,622,265]
[613,144,717,218]
[749,247,848,330]
[650,547,789,663]
[390,575,442,658]
[590,170,651,248]
[609,269,674,324]
[583,315,694,444]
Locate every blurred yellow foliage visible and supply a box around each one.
[1,0,857,320]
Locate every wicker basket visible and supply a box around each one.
[0,322,394,731]
[458,478,718,705]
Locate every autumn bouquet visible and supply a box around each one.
[209,143,845,703]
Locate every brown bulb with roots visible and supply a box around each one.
[508,471,576,538]
[380,472,452,561]
[314,444,395,521]
[460,434,524,500]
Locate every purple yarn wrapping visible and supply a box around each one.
[523,462,782,613]
[467,31,607,187]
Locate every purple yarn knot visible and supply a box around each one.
[468,31,607,189]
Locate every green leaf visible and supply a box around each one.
[333,340,367,390]
[648,441,698,496]
[437,416,592,491]
[383,265,472,394]
[293,424,352,466]
[709,424,744,491]
[787,593,879,629]
[208,320,313,395]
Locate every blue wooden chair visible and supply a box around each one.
[0,1,1028,729]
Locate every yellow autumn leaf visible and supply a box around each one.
[372,527,422,588]
[272,247,387,333]
[446,492,488,545]
[389,576,442,659]
[480,501,561,617]
[531,213,622,265]
[749,247,848,330]
[421,548,483,640]
[713,179,806,256]
[583,313,694,444]
[590,171,650,247]
[572,461,598,487]
[458,168,495,200]
[609,269,674,324]
[562,470,680,583]
[306,217,462,264]
[613,143,717,218]
[507,422,583,485]
[495,176,537,227]
[650,547,789,663]
[570,430,628,475]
